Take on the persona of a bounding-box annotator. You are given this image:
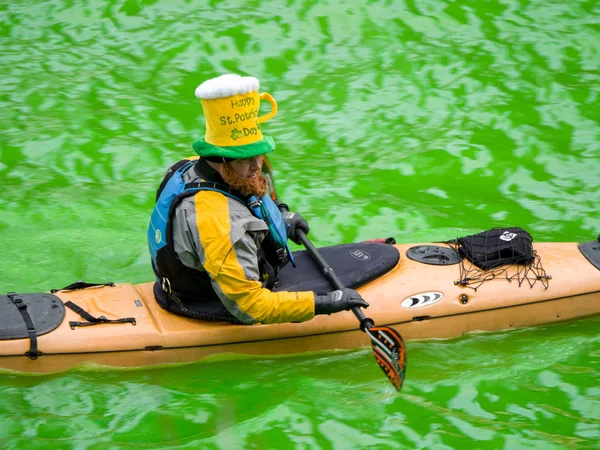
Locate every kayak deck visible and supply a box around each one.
[1,242,599,373]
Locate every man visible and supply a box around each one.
[148,74,368,324]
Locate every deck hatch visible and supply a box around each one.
[579,239,600,271]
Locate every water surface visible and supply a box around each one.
[1,0,599,448]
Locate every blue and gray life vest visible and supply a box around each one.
[147,159,294,321]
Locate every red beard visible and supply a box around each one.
[221,163,268,197]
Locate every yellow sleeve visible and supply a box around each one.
[194,191,315,324]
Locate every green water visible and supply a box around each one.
[1,0,599,448]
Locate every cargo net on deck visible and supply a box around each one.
[444,227,551,291]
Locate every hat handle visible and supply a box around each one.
[257,92,277,124]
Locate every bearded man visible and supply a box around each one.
[148,74,368,324]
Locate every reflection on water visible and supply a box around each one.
[0,0,599,448]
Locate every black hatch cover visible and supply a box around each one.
[1,293,65,340]
[406,245,462,266]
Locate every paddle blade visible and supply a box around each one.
[367,326,407,391]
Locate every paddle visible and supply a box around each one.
[297,230,407,391]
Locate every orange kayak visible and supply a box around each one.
[1,240,599,373]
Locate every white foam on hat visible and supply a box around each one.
[195,74,260,99]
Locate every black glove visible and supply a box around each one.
[314,288,369,315]
[282,211,309,245]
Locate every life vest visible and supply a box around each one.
[147,158,294,322]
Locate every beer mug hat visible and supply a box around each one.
[192,74,277,159]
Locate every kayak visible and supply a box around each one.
[2,238,599,374]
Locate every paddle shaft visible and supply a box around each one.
[297,231,372,329]
[296,230,406,391]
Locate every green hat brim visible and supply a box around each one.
[192,135,275,159]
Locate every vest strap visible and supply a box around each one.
[7,292,40,359]
[65,301,136,329]
[184,181,246,202]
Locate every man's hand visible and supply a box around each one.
[282,211,309,245]
[314,288,369,315]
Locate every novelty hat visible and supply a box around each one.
[192,74,277,159]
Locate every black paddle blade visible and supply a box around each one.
[367,326,407,391]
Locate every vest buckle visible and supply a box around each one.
[248,198,262,209]
[161,277,172,294]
